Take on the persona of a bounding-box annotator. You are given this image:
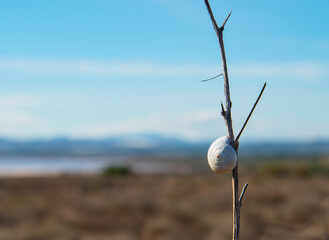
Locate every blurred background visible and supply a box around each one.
[0,0,328,239]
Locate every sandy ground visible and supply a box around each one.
[0,171,327,240]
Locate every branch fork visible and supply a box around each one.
[203,1,266,239]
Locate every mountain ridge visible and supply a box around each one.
[0,134,327,158]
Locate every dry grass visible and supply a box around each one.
[0,164,327,240]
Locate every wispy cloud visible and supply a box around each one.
[0,94,47,137]
[0,94,39,108]
[0,111,47,137]
[69,109,225,141]
[230,62,329,82]
[0,112,43,127]
[0,58,328,81]
[0,58,218,78]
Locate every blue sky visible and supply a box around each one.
[0,0,328,141]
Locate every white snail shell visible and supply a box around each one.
[207,136,237,174]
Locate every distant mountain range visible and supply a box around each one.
[0,134,328,159]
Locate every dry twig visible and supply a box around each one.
[235,83,267,143]
[202,73,223,82]
[203,1,266,239]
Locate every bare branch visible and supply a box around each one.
[221,101,226,117]
[220,11,232,30]
[204,2,234,140]
[235,82,267,142]
[217,27,234,140]
[202,73,223,82]
[203,0,220,32]
[232,166,239,239]
[204,2,237,239]
[239,182,248,206]
[203,2,266,240]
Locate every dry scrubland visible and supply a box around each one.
[0,161,328,240]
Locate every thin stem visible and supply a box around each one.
[221,101,226,117]
[202,73,223,82]
[220,10,232,29]
[232,164,239,240]
[204,0,234,140]
[202,2,266,240]
[239,182,248,206]
[203,0,219,33]
[235,82,267,142]
[204,1,238,239]
[218,32,234,140]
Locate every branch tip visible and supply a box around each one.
[239,182,248,206]
[220,101,226,117]
[220,10,232,29]
[235,82,267,142]
[201,73,223,82]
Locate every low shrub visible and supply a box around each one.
[102,166,131,176]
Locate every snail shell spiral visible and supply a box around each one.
[207,136,237,174]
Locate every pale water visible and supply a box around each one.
[0,157,124,176]
[0,156,191,176]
